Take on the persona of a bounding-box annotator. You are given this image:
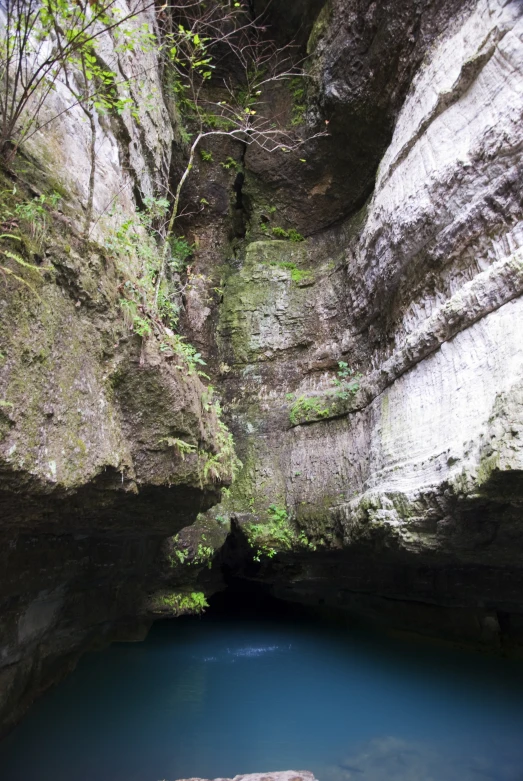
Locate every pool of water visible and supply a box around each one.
[2,604,523,781]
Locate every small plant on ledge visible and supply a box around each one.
[333,361,362,400]
[152,591,209,616]
[246,503,294,561]
[289,396,330,426]
[271,226,305,242]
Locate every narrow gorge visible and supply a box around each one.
[1,0,523,778]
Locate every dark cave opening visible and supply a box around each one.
[204,576,303,620]
[194,516,314,621]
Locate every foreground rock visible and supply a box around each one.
[174,772,317,781]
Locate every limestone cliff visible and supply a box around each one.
[188,0,523,650]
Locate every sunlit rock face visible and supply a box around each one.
[17,4,173,244]
[209,0,523,648]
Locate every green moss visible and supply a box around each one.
[0,229,121,486]
[0,158,240,500]
[294,492,344,540]
[75,438,88,455]
[266,259,313,285]
[289,395,331,425]
[475,451,501,490]
[307,1,333,54]
[216,439,260,509]
[289,76,307,127]
[217,252,274,364]
[288,367,363,427]
[271,226,305,242]
[217,240,316,365]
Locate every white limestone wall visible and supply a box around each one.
[366,296,523,496]
[282,0,523,554]
[346,0,523,345]
[341,0,523,516]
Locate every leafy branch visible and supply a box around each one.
[0,0,158,161]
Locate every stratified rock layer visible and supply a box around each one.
[207,0,523,650]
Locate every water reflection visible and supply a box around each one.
[227,644,284,658]
[320,735,523,781]
[170,663,208,713]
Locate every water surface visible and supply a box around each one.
[2,607,523,781]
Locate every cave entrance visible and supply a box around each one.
[204,576,303,620]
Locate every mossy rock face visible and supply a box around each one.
[0,160,236,740]
[1,284,122,484]
[212,234,357,556]
[0,197,231,533]
[217,241,317,366]
[0,25,230,740]
[307,0,333,54]
[204,428,349,560]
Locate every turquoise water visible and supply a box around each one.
[2,605,523,781]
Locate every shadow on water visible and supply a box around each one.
[2,584,523,781]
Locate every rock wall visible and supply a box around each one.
[0,2,232,737]
[200,0,523,650]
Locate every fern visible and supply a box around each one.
[0,235,46,299]
[158,436,197,459]
[0,233,46,296]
